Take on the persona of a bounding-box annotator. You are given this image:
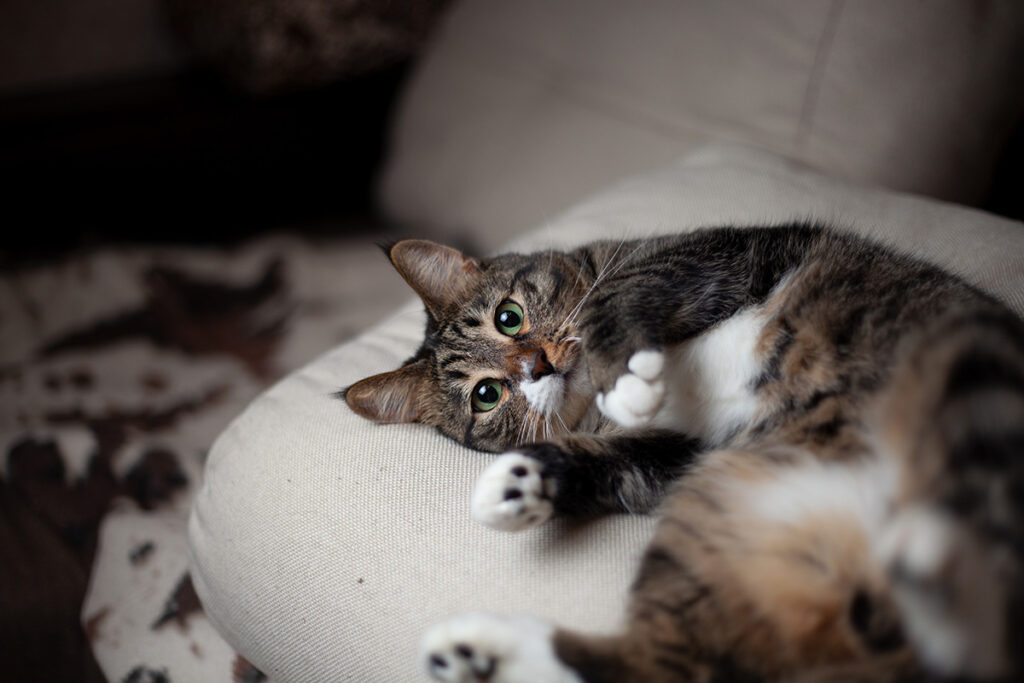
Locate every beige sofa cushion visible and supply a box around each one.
[379,0,1024,251]
[189,144,1024,682]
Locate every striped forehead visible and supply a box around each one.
[427,252,579,366]
[434,320,507,375]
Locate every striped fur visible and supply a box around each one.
[344,225,1024,682]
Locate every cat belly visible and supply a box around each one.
[739,454,898,534]
[654,306,768,446]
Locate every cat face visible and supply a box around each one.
[345,240,596,452]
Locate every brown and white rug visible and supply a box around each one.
[1,233,410,682]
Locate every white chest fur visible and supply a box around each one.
[742,455,898,534]
[654,306,767,445]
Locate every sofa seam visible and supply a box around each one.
[796,0,846,151]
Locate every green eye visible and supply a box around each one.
[495,301,524,336]
[471,379,503,412]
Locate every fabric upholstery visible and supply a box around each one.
[379,0,1024,251]
[189,144,1024,682]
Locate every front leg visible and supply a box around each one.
[594,350,666,428]
[471,431,702,531]
[575,232,781,428]
[579,295,666,429]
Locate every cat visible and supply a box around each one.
[343,225,1024,682]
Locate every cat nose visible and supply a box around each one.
[532,349,555,380]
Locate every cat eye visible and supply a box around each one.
[471,379,503,412]
[494,301,524,336]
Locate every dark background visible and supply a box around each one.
[2,0,1022,271]
[0,0,446,269]
[1,65,408,266]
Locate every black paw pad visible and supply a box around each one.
[502,488,523,501]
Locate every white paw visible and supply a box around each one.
[471,453,555,531]
[422,613,582,683]
[875,504,954,579]
[876,505,1006,679]
[596,350,665,428]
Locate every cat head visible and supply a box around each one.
[344,240,595,451]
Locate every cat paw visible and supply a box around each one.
[595,350,665,428]
[471,453,555,531]
[422,613,581,683]
[875,504,1006,678]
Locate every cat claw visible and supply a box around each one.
[422,613,581,683]
[596,350,665,428]
[471,453,555,531]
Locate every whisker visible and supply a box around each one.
[554,412,569,436]
[559,240,624,330]
[617,489,634,514]
[562,240,645,331]
[604,242,645,281]
[565,254,587,317]
[518,406,531,445]
[520,408,533,446]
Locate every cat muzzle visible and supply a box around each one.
[531,349,555,380]
[507,347,558,381]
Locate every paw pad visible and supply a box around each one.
[425,639,496,682]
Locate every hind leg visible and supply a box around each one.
[874,504,1008,678]
[422,452,735,683]
[873,315,1024,679]
[422,612,695,683]
[421,613,585,683]
[425,446,911,683]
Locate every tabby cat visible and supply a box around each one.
[343,225,1024,682]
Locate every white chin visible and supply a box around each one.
[520,374,566,416]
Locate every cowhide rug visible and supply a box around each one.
[1,233,408,682]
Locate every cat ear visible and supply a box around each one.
[388,240,482,318]
[343,360,427,423]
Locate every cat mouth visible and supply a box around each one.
[520,371,567,417]
[516,339,584,423]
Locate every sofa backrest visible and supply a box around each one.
[378,0,1024,250]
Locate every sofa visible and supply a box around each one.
[17,0,1024,680]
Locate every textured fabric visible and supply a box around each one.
[190,144,1024,682]
[379,0,1024,251]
